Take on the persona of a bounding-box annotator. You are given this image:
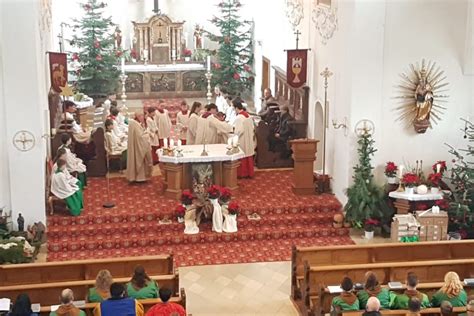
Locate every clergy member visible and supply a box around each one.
[58,133,87,188]
[126,112,153,183]
[146,107,160,164]
[195,103,232,145]
[51,159,84,216]
[232,98,256,178]
[186,101,203,145]
[176,100,190,145]
[154,99,172,146]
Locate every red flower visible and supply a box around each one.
[435,199,449,210]
[175,204,186,218]
[213,63,221,69]
[95,54,102,61]
[72,53,79,61]
[94,40,100,48]
[432,161,447,174]
[183,49,192,57]
[228,201,240,216]
[364,218,380,232]
[427,173,442,187]
[84,4,91,10]
[402,173,419,187]
[248,76,254,82]
[219,187,232,203]
[384,161,398,177]
[416,203,429,211]
[243,64,251,72]
[207,185,221,199]
[233,73,240,80]
[115,50,123,57]
[130,48,138,59]
[181,190,194,206]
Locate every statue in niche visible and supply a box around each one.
[114,26,122,49]
[194,24,203,49]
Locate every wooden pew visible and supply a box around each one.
[291,241,474,300]
[302,259,474,316]
[0,273,179,306]
[38,288,187,316]
[342,307,467,316]
[0,255,173,286]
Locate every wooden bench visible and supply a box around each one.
[37,289,187,316]
[342,306,467,316]
[301,259,474,316]
[0,255,174,286]
[291,241,474,300]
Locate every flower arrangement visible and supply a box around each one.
[207,185,221,199]
[183,49,192,57]
[427,173,442,188]
[435,199,450,210]
[364,218,380,232]
[228,201,240,216]
[402,173,419,187]
[384,162,398,177]
[181,190,194,206]
[175,204,186,220]
[432,160,447,174]
[130,48,138,60]
[219,187,232,203]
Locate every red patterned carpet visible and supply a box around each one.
[47,171,353,266]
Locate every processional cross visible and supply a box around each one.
[152,0,161,15]
[294,30,301,49]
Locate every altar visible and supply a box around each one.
[158,144,244,200]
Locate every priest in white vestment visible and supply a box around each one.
[126,113,153,183]
[176,101,190,145]
[195,104,233,145]
[146,107,160,164]
[232,98,256,178]
[186,102,203,145]
[51,158,83,216]
[154,100,172,146]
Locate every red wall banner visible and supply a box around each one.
[286,49,308,89]
[48,52,68,93]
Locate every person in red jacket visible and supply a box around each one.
[146,287,186,316]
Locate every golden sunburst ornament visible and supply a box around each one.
[394,59,449,133]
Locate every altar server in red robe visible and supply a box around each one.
[232,98,256,178]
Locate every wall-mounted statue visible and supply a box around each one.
[394,59,449,134]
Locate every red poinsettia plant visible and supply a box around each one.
[130,48,138,60]
[402,173,419,188]
[207,185,221,199]
[219,187,232,203]
[183,49,192,57]
[427,173,442,187]
[384,161,398,177]
[180,190,194,206]
[364,218,380,232]
[228,201,240,216]
[175,204,186,219]
[435,199,450,210]
[432,160,447,174]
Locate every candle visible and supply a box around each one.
[170,139,175,148]
[436,163,441,173]
[228,137,232,147]
[163,138,168,148]
[177,139,182,149]
[207,55,211,71]
[399,165,404,178]
[121,57,125,73]
[233,135,238,147]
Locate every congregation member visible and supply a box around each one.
[49,288,86,316]
[186,101,203,145]
[232,98,256,178]
[51,159,83,216]
[362,297,381,316]
[195,103,232,145]
[145,287,186,316]
[407,297,421,316]
[357,272,391,309]
[440,301,454,316]
[258,88,276,118]
[126,266,158,299]
[392,272,430,309]
[145,107,160,164]
[104,119,127,164]
[155,100,172,147]
[331,276,360,312]
[431,272,467,307]
[88,270,113,303]
[93,283,144,316]
[126,112,153,183]
[176,100,190,145]
[59,133,87,188]
[7,294,37,316]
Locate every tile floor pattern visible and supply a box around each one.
[180,261,298,316]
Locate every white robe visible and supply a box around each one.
[59,145,87,173]
[225,103,237,126]
[234,112,256,157]
[195,114,232,144]
[216,95,228,114]
[186,113,199,145]
[176,111,190,140]
[146,116,160,146]
[105,131,127,155]
[155,109,172,139]
[65,112,82,134]
[51,170,80,199]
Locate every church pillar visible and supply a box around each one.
[0,0,51,227]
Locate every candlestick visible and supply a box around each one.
[206,55,211,71]
[205,71,213,105]
[177,139,182,149]
[121,57,125,74]
[119,73,128,109]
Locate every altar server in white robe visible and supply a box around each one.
[176,100,190,145]
[155,99,172,146]
[51,158,83,216]
[232,98,256,178]
[195,103,233,145]
[109,106,128,141]
[146,107,160,164]
[104,119,127,165]
[58,133,87,187]
[126,112,153,183]
[215,85,228,114]
[186,101,203,145]
[62,101,92,143]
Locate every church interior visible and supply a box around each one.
[0,0,473,315]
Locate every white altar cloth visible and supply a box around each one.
[158,144,244,164]
[388,191,443,201]
[124,63,205,73]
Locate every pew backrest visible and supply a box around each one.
[342,307,466,316]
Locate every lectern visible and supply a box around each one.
[290,138,319,195]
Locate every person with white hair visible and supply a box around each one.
[362,297,381,316]
[49,288,86,316]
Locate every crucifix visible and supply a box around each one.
[153,0,161,15]
[294,30,301,49]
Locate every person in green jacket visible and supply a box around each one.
[358,271,391,309]
[49,289,86,316]
[331,276,360,312]
[431,272,468,307]
[88,269,113,303]
[126,265,159,299]
[392,272,430,309]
